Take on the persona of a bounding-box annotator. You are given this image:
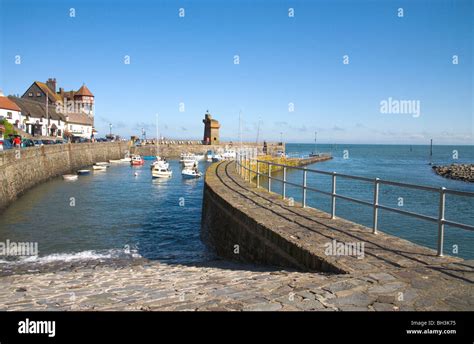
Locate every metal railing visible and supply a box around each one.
[235,151,474,257]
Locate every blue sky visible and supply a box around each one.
[0,0,472,144]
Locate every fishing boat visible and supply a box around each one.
[130,155,144,166]
[152,161,173,178]
[62,174,78,181]
[92,165,107,171]
[222,149,236,160]
[77,169,90,175]
[182,167,202,178]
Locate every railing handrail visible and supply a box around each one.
[234,152,474,257]
[254,159,474,197]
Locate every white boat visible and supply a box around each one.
[152,163,173,178]
[150,156,169,170]
[109,159,122,163]
[63,174,78,181]
[120,157,132,162]
[92,165,107,171]
[180,153,198,164]
[212,154,222,162]
[182,168,202,178]
[77,169,90,175]
[130,155,144,166]
[222,149,236,160]
[95,162,110,167]
[194,154,205,161]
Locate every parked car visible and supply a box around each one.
[41,139,55,145]
[0,138,13,151]
[22,139,35,147]
[33,140,43,146]
[55,139,65,144]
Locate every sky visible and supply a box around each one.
[0,0,472,144]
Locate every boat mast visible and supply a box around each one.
[429,138,433,165]
[314,131,317,154]
[156,113,159,156]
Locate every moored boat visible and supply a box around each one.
[152,162,173,178]
[77,169,90,175]
[181,167,202,178]
[62,174,78,181]
[130,155,144,166]
[92,165,107,171]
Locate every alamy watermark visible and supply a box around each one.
[380,97,420,118]
[0,239,38,256]
[324,239,365,259]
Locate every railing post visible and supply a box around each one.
[437,187,446,257]
[256,161,260,188]
[283,166,287,199]
[372,178,380,234]
[331,172,337,219]
[268,162,272,192]
[302,167,307,208]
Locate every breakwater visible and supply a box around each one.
[433,164,474,183]
[132,142,284,158]
[0,142,128,212]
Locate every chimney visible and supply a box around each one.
[46,78,57,93]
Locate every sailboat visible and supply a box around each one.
[151,114,172,178]
[428,139,433,165]
[309,132,319,157]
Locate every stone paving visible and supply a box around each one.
[0,258,472,311]
[0,160,472,311]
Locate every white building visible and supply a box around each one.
[0,91,23,129]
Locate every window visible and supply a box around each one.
[28,92,33,97]
[7,112,12,119]
[36,92,41,97]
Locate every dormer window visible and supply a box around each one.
[28,92,33,97]
[36,92,41,97]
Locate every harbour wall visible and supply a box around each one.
[132,142,284,158]
[0,142,128,212]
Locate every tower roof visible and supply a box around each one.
[75,84,94,97]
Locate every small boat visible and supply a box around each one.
[222,149,236,160]
[212,154,222,162]
[206,150,214,162]
[194,154,205,161]
[109,159,122,163]
[120,157,132,162]
[180,153,198,164]
[152,162,173,178]
[77,169,90,175]
[182,168,202,178]
[92,165,107,171]
[95,162,110,167]
[62,174,78,181]
[130,155,144,166]
[150,156,169,170]
[143,156,156,161]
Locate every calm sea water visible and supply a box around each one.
[278,144,474,259]
[0,144,472,266]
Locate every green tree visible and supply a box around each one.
[0,119,17,138]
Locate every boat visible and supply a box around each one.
[109,159,122,163]
[152,162,173,178]
[182,167,202,178]
[206,150,214,162]
[130,155,144,166]
[62,174,78,181]
[222,149,236,160]
[212,154,222,162]
[180,153,198,165]
[120,157,132,162]
[92,165,107,171]
[95,162,110,167]
[194,154,205,161]
[77,169,90,175]
[309,131,319,157]
[150,156,169,170]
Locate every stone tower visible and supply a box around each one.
[202,111,220,145]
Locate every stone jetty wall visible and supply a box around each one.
[132,142,284,158]
[0,142,128,212]
[201,161,344,273]
[433,164,474,182]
